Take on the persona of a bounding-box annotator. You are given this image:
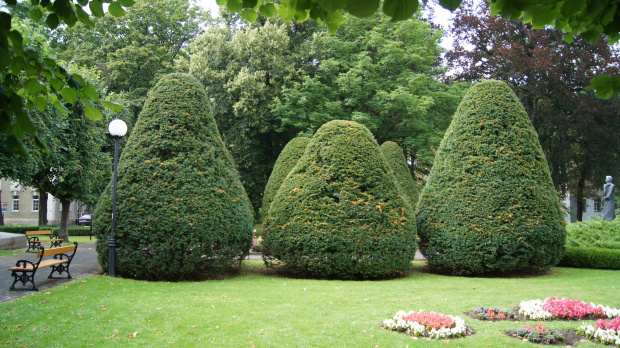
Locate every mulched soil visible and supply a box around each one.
[504,330,592,346]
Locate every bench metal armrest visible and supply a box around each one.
[14,260,38,269]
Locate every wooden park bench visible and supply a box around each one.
[9,242,78,291]
[25,230,64,252]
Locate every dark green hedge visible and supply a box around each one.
[559,247,620,270]
[416,80,566,276]
[51,227,92,236]
[566,217,620,249]
[380,141,420,207]
[0,226,46,234]
[94,73,254,281]
[262,120,416,279]
[260,137,310,221]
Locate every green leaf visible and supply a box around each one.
[345,0,379,17]
[52,0,72,18]
[242,0,257,8]
[76,0,87,6]
[89,0,105,17]
[53,99,70,113]
[439,0,461,11]
[81,85,99,102]
[586,75,618,99]
[24,78,46,95]
[227,0,243,12]
[240,9,258,22]
[43,58,56,68]
[560,0,584,17]
[259,3,277,17]
[489,0,506,16]
[60,86,78,104]
[46,13,60,29]
[29,8,43,22]
[4,135,27,156]
[34,135,48,151]
[109,2,126,17]
[33,96,47,112]
[118,0,135,6]
[50,78,64,92]
[85,101,103,120]
[75,6,95,27]
[216,0,227,5]
[16,110,36,134]
[102,100,124,112]
[325,9,345,33]
[294,8,310,21]
[383,0,418,21]
[62,11,78,27]
[316,0,347,13]
[530,4,559,29]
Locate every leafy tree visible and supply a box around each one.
[216,0,619,98]
[93,73,253,280]
[416,80,566,276]
[1,0,130,154]
[260,136,310,221]
[263,120,416,279]
[272,11,466,181]
[380,141,420,205]
[187,20,301,214]
[446,1,620,221]
[52,0,209,124]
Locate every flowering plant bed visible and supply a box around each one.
[382,310,474,339]
[577,317,620,347]
[506,323,582,346]
[518,297,620,320]
[466,306,516,321]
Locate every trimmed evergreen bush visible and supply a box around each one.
[93,73,253,280]
[415,80,566,275]
[262,120,416,279]
[559,247,620,270]
[260,137,310,221]
[380,141,420,206]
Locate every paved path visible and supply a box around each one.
[0,243,102,303]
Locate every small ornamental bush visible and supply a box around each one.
[260,137,310,221]
[380,141,420,206]
[471,306,515,320]
[262,120,416,279]
[559,247,620,270]
[415,80,566,275]
[566,217,620,250]
[94,73,253,280]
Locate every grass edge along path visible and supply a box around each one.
[1,261,618,347]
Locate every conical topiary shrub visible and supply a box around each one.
[262,120,416,279]
[260,137,310,221]
[93,73,253,280]
[380,141,420,206]
[415,80,566,275]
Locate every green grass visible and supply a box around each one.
[0,236,96,256]
[1,262,618,347]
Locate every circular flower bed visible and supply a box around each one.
[469,306,516,321]
[578,317,620,347]
[383,310,472,339]
[519,297,619,320]
[506,323,565,344]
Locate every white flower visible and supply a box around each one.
[519,299,552,320]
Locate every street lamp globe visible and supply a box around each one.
[108,119,127,138]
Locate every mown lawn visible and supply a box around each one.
[0,236,96,256]
[1,262,618,347]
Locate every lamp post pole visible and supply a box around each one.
[108,119,127,277]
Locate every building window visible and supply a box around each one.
[593,199,601,212]
[32,195,39,212]
[12,195,19,212]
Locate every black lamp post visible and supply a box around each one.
[108,119,127,277]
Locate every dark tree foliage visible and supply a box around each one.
[446,1,620,221]
[93,73,253,280]
[380,141,421,206]
[263,120,416,280]
[260,136,310,220]
[416,80,566,276]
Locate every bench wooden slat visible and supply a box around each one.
[40,244,76,257]
[9,259,67,271]
[26,230,53,236]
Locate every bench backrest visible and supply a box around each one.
[38,243,77,258]
[26,230,52,236]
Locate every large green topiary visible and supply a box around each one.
[380,141,420,206]
[262,120,416,279]
[415,80,566,275]
[260,137,310,221]
[93,73,253,280]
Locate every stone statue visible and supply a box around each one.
[602,176,616,221]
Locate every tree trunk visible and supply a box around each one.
[575,174,586,222]
[59,199,71,242]
[0,206,3,226]
[38,191,48,226]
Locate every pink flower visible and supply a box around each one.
[486,309,496,318]
[596,317,620,331]
[402,311,454,330]
[542,297,605,319]
[535,323,547,333]
[497,312,506,319]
